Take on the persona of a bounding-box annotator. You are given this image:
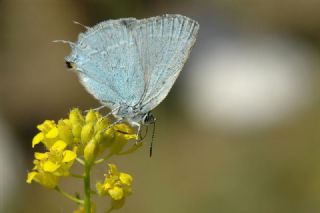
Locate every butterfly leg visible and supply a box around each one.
[137,125,148,142]
[103,118,124,132]
[129,121,145,144]
[130,121,154,157]
[85,105,106,112]
[86,100,117,112]
[98,105,121,122]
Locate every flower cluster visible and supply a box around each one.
[96,164,133,209]
[27,108,141,211]
[27,139,77,188]
[96,164,133,200]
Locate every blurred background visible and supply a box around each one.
[2,0,320,212]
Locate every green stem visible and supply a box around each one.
[76,157,85,165]
[55,187,84,204]
[84,163,92,213]
[94,155,110,164]
[71,173,84,179]
[105,207,113,213]
[94,158,105,164]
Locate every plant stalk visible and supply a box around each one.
[84,163,92,213]
[55,187,84,204]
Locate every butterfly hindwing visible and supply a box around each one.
[131,15,199,112]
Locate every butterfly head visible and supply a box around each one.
[142,111,156,125]
[65,60,76,69]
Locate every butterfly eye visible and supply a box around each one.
[143,112,156,125]
[65,61,76,69]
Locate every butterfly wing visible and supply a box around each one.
[65,19,145,110]
[131,14,199,113]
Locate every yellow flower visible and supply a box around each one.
[27,140,77,188]
[96,164,133,201]
[32,120,59,149]
[27,170,59,189]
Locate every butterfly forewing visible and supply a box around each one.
[66,19,145,109]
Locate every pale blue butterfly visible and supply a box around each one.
[59,14,199,153]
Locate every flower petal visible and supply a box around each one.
[62,150,77,162]
[50,140,67,152]
[119,173,133,186]
[26,171,37,183]
[43,161,60,173]
[32,132,44,148]
[108,186,124,200]
[34,152,48,160]
[46,127,59,138]
[108,164,119,175]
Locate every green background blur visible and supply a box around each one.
[2,0,320,212]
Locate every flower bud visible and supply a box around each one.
[85,110,98,123]
[81,123,94,144]
[69,108,84,125]
[84,140,97,165]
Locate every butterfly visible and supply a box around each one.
[60,14,199,153]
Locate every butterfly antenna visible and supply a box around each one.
[149,122,156,157]
[73,21,90,29]
[52,40,75,48]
